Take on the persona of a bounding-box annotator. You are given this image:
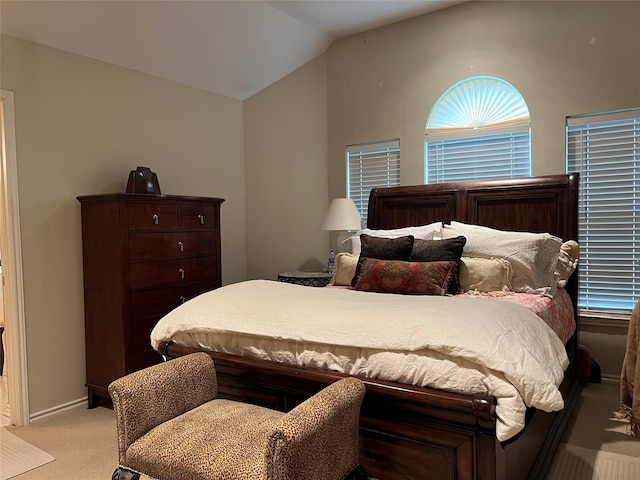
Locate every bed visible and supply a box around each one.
[154,173,580,480]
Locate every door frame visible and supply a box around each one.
[0,89,29,426]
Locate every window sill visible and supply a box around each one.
[580,315,629,335]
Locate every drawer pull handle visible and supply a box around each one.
[177,241,184,252]
[152,214,159,225]
[178,268,185,279]
[180,296,186,304]
[198,214,205,225]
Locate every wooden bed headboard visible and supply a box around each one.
[367,173,579,243]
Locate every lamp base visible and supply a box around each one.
[331,230,356,253]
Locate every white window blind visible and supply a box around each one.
[424,76,531,184]
[567,109,640,314]
[347,140,400,227]
[426,125,531,183]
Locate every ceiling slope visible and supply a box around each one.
[0,0,463,100]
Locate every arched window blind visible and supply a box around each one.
[567,108,640,315]
[347,139,400,228]
[425,76,531,183]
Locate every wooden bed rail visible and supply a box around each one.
[158,341,496,424]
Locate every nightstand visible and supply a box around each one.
[278,271,333,287]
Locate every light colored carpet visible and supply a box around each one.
[4,405,116,480]
[0,428,54,480]
[546,443,640,480]
[561,381,640,458]
[545,381,640,480]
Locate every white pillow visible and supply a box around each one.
[442,221,563,297]
[340,222,442,257]
[459,257,513,293]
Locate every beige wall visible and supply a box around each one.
[327,1,640,197]
[244,55,329,280]
[0,34,247,415]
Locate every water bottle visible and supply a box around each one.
[328,250,336,274]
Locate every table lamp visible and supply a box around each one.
[320,198,362,252]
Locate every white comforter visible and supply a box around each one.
[151,279,569,441]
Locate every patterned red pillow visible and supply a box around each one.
[351,234,416,287]
[410,236,467,294]
[353,258,458,295]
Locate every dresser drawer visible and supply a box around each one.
[130,256,217,289]
[181,205,218,230]
[128,204,180,231]
[130,281,218,319]
[129,232,217,260]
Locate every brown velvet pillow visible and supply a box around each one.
[360,233,415,260]
[410,236,466,294]
[353,258,458,295]
[351,234,415,287]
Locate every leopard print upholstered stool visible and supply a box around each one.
[109,353,367,480]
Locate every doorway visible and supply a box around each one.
[0,89,29,426]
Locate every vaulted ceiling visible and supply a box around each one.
[0,0,464,100]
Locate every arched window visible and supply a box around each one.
[425,76,531,184]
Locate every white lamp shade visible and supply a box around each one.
[320,198,362,231]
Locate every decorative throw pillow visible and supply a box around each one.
[340,222,442,256]
[359,234,415,260]
[351,234,416,287]
[442,221,563,297]
[459,257,513,293]
[410,236,467,294]
[353,258,458,295]
[330,252,359,286]
[555,240,579,288]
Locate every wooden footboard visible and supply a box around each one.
[158,341,579,480]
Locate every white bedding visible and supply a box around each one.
[151,279,570,441]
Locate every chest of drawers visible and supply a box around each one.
[77,193,224,407]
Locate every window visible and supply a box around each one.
[425,76,531,184]
[567,108,640,315]
[347,139,400,228]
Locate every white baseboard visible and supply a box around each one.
[29,397,88,423]
[600,374,621,384]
